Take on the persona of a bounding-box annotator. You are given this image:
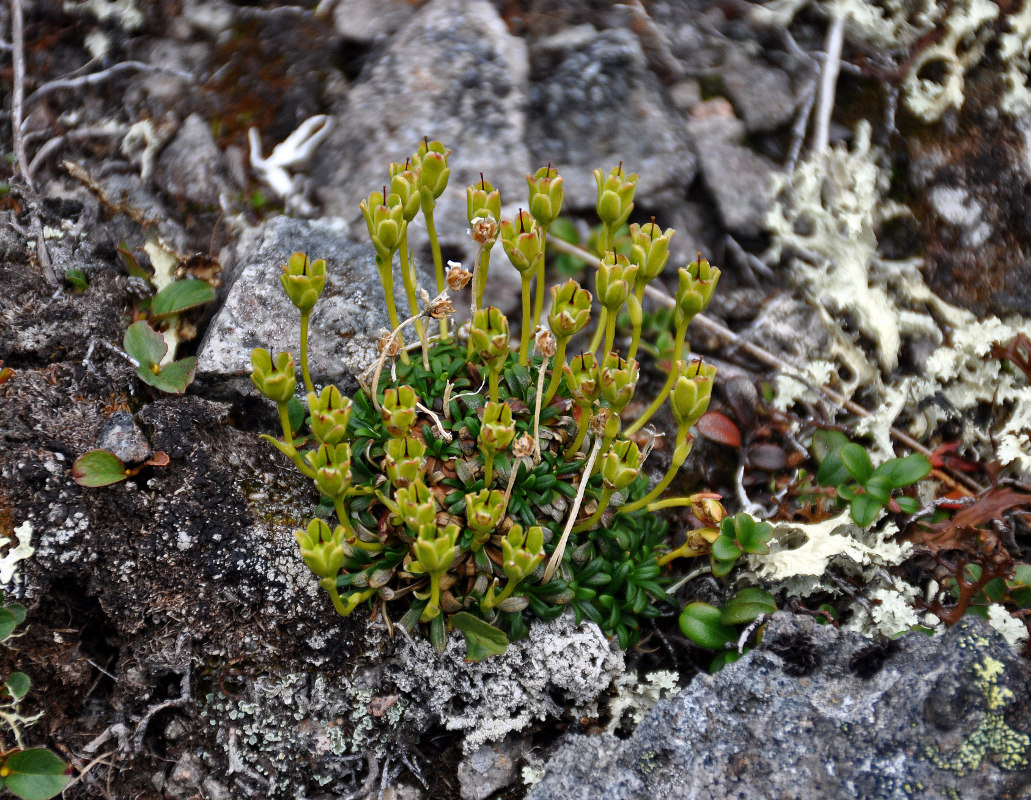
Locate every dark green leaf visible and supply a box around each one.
[150,279,216,319]
[810,429,850,464]
[2,748,70,800]
[816,449,850,488]
[840,443,873,484]
[0,608,16,641]
[138,357,197,395]
[6,604,26,626]
[451,612,509,661]
[864,475,894,504]
[711,557,737,578]
[5,671,30,700]
[894,496,920,515]
[721,587,777,625]
[709,649,745,673]
[885,453,932,487]
[850,493,882,527]
[64,268,88,291]
[72,450,128,487]
[711,535,742,563]
[429,613,447,652]
[679,603,737,650]
[123,320,166,367]
[287,396,306,433]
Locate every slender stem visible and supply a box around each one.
[332,497,353,535]
[571,486,613,533]
[646,494,708,511]
[532,238,546,331]
[532,355,548,463]
[542,337,568,407]
[812,12,844,156]
[399,233,429,368]
[543,437,604,582]
[424,205,448,338]
[421,574,443,621]
[469,244,486,358]
[481,575,515,611]
[276,402,312,477]
[620,430,690,513]
[657,539,710,567]
[299,311,314,395]
[519,274,533,364]
[626,286,645,362]
[488,369,500,404]
[623,321,687,437]
[484,451,495,486]
[602,311,617,359]
[588,307,608,356]
[563,405,592,460]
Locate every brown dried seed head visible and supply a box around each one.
[426,292,455,319]
[446,265,473,291]
[535,327,557,358]
[470,216,498,246]
[512,433,534,458]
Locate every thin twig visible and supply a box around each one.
[10,0,32,189]
[547,236,983,493]
[812,13,844,155]
[28,125,129,176]
[24,61,193,111]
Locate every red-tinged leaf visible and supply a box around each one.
[929,442,980,473]
[146,452,170,467]
[695,412,741,447]
[72,450,128,487]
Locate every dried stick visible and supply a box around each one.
[812,12,844,156]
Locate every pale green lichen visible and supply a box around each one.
[1,521,36,586]
[924,655,1031,775]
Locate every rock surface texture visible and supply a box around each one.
[529,614,1031,800]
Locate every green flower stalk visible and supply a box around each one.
[500,209,545,364]
[360,188,409,355]
[595,352,638,461]
[296,519,369,616]
[280,252,326,394]
[563,352,600,458]
[478,400,515,485]
[251,348,315,478]
[593,163,638,253]
[573,439,642,532]
[481,524,545,611]
[526,165,564,331]
[305,442,354,524]
[470,306,510,402]
[410,522,460,621]
[465,489,506,550]
[383,436,427,489]
[467,175,502,318]
[308,385,353,445]
[390,161,430,366]
[380,385,419,437]
[413,139,452,337]
[626,222,674,362]
[620,359,715,513]
[624,256,720,436]
[588,253,639,357]
[544,279,592,405]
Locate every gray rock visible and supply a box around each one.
[163,752,205,800]
[720,48,797,134]
[331,0,418,41]
[315,0,531,262]
[528,26,695,210]
[686,99,777,239]
[95,411,152,464]
[458,734,529,800]
[196,216,402,397]
[154,113,236,209]
[528,614,1031,800]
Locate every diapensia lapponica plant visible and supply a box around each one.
[251,139,729,658]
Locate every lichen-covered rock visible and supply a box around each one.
[528,614,1031,800]
[315,0,531,261]
[196,215,397,397]
[527,26,695,210]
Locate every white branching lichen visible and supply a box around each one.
[0,522,36,586]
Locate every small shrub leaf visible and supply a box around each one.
[139,357,197,395]
[451,612,509,661]
[679,603,737,649]
[149,279,215,320]
[0,608,16,641]
[2,748,70,800]
[123,320,166,368]
[721,587,777,625]
[840,443,873,484]
[850,493,882,527]
[5,671,30,700]
[816,449,850,488]
[886,453,932,487]
[72,450,128,487]
[864,475,894,504]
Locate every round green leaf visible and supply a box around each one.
[839,443,873,484]
[864,475,894,504]
[711,557,737,578]
[679,603,737,650]
[149,279,216,320]
[850,493,882,527]
[816,449,850,488]
[709,649,745,673]
[6,671,30,700]
[885,453,932,487]
[721,587,777,625]
[2,748,70,800]
[6,603,26,627]
[0,608,16,641]
[138,356,197,395]
[895,496,920,515]
[123,320,166,368]
[810,429,850,464]
[72,450,128,487]
[711,535,742,563]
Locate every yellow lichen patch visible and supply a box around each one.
[924,656,1031,775]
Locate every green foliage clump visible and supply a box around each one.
[0,594,70,800]
[251,141,732,658]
